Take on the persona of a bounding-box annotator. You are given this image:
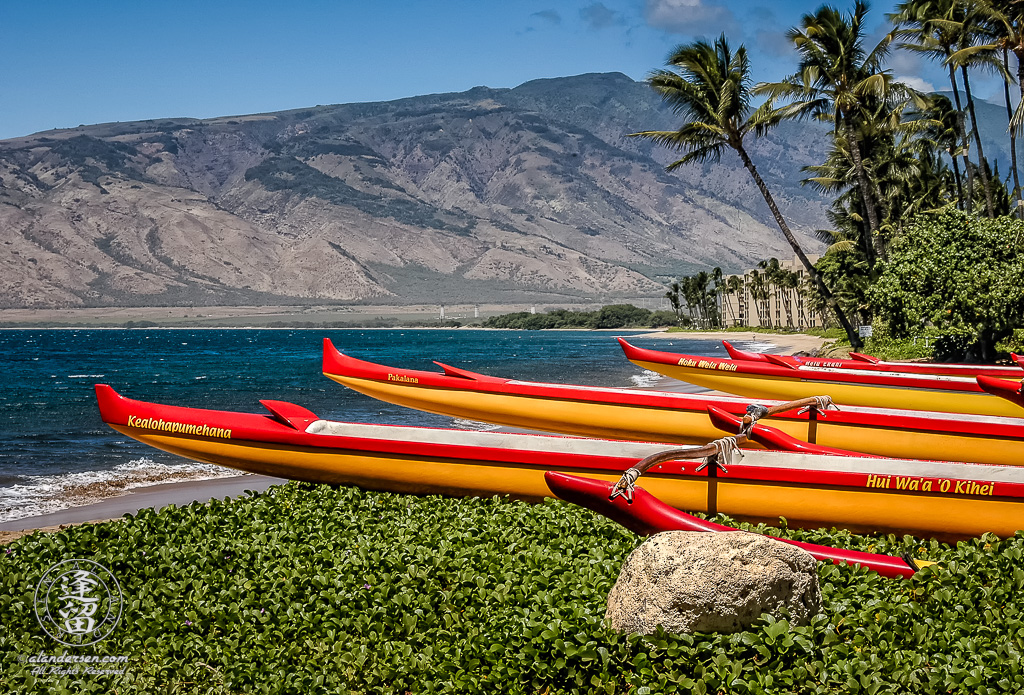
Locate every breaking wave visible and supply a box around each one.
[0,458,238,524]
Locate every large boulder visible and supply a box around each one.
[606,531,822,635]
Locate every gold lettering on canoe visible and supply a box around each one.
[880,476,994,496]
[127,414,232,439]
[386,373,419,384]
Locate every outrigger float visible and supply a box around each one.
[321,340,1024,466]
[95,384,1024,538]
[722,340,1023,378]
[544,473,933,579]
[620,339,1024,418]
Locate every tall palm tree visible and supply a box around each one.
[961,0,1024,215]
[664,280,683,322]
[759,0,927,259]
[632,35,863,347]
[747,270,770,327]
[945,0,1004,217]
[725,274,745,326]
[891,0,977,212]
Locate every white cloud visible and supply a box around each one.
[644,0,736,37]
[897,75,935,93]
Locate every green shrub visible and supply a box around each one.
[1,484,1021,693]
[871,211,1024,361]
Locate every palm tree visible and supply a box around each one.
[945,0,1004,217]
[724,274,744,326]
[891,0,977,211]
[759,0,927,260]
[664,280,683,322]
[710,267,725,328]
[632,35,863,347]
[961,0,1024,215]
[747,270,771,328]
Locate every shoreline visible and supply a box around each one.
[0,474,285,542]
[1,331,819,541]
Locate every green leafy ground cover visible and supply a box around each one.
[1,483,1021,694]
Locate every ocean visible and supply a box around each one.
[0,329,767,523]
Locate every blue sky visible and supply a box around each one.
[0,0,1010,140]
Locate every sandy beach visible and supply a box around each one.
[1,328,824,541]
[631,329,828,355]
[0,475,285,543]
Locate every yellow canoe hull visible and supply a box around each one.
[629,359,1024,418]
[117,426,1024,539]
[326,373,1024,467]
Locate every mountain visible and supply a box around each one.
[0,72,834,309]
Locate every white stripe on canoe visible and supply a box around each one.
[483,379,1024,426]
[305,420,1024,484]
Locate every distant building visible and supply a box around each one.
[720,256,826,330]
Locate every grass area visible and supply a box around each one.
[1,483,1021,693]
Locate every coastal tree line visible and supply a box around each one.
[638,0,1024,360]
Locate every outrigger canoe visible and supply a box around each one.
[979,375,1024,410]
[544,473,931,578]
[321,341,1024,466]
[723,340,1023,378]
[620,339,1024,418]
[95,384,1024,537]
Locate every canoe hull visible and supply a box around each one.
[723,340,1024,378]
[96,385,1024,538]
[321,342,1024,466]
[621,340,1023,418]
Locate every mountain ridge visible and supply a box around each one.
[0,72,834,309]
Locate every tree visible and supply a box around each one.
[664,281,683,322]
[892,0,979,213]
[760,1,917,256]
[944,0,1005,217]
[724,274,745,326]
[747,270,771,327]
[632,34,863,347]
[870,210,1024,361]
[961,0,1024,214]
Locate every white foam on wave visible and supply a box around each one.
[629,369,663,388]
[737,341,776,353]
[0,458,239,523]
[450,418,503,432]
[67,374,105,378]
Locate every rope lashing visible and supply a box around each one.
[611,436,745,503]
[798,395,839,415]
[740,403,769,436]
[695,435,742,473]
[609,467,641,503]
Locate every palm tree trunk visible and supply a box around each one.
[734,143,863,348]
[962,66,995,217]
[949,64,973,212]
[842,117,881,265]
[1010,47,1024,219]
[950,152,964,211]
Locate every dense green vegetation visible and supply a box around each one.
[871,210,1024,360]
[482,305,678,330]
[1,483,1021,693]
[639,0,1024,359]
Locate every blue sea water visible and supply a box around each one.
[0,328,752,522]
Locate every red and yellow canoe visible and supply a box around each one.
[544,473,931,578]
[321,340,1024,466]
[723,340,1024,378]
[621,339,1024,418]
[95,384,1024,537]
